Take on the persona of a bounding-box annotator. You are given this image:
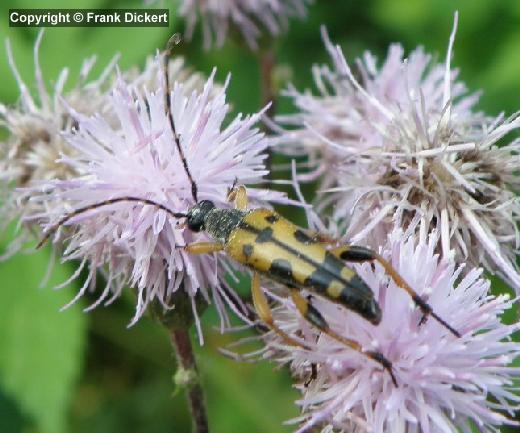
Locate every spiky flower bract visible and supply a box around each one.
[26,54,289,332]
[277,17,520,290]
[180,0,313,50]
[261,231,520,433]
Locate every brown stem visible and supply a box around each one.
[170,328,209,433]
[259,47,277,173]
[260,47,276,118]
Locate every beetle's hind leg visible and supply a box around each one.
[251,272,307,348]
[290,289,398,386]
[330,245,461,337]
[227,185,248,210]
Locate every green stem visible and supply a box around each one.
[153,283,210,433]
[170,327,209,433]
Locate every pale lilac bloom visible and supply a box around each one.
[128,55,221,98]
[277,17,520,291]
[180,0,313,50]
[261,231,520,433]
[1,32,117,187]
[26,54,288,334]
[0,31,117,257]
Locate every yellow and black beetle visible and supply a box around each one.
[37,35,460,386]
[38,184,460,386]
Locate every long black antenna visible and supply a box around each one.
[163,33,198,203]
[37,197,187,249]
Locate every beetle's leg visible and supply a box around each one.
[330,245,461,337]
[290,289,397,386]
[329,245,380,262]
[304,230,337,245]
[227,185,248,210]
[183,242,224,255]
[251,272,306,348]
[304,363,318,387]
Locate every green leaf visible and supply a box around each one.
[0,0,175,105]
[199,333,298,433]
[0,246,87,433]
[0,386,25,433]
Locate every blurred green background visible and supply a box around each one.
[0,1,519,433]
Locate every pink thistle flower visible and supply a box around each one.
[179,0,313,50]
[277,16,520,291]
[26,54,288,335]
[128,54,221,98]
[0,31,117,258]
[0,32,117,187]
[260,231,520,433]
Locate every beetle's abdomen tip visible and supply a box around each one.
[368,301,382,325]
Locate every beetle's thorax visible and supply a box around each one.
[204,208,248,244]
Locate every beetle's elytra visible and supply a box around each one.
[198,204,382,325]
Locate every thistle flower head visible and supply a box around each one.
[278,17,520,290]
[0,32,116,188]
[180,0,313,50]
[0,31,117,257]
[261,231,520,433]
[128,54,219,97]
[27,53,288,331]
[277,24,480,182]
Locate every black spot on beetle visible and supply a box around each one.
[242,244,254,259]
[304,268,334,294]
[256,227,273,243]
[269,258,293,281]
[294,229,314,244]
[320,252,347,277]
[264,214,279,223]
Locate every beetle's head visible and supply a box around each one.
[186,200,215,232]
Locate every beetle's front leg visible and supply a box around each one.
[227,185,248,210]
[183,242,224,255]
